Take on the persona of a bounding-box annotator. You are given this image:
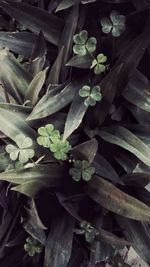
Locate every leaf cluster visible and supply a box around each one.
[0,1,150,267]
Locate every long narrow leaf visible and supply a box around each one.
[0,1,63,45]
[85,175,150,221]
[99,126,150,167]
[27,82,77,121]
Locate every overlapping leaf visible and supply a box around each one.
[99,126,150,167]
[0,0,63,45]
[85,175,150,221]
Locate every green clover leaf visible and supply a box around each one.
[37,124,60,148]
[69,160,95,181]
[101,10,126,37]
[24,237,43,257]
[6,134,35,163]
[90,53,107,75]
[73,30,97,56]
[79,85,102,107]
[37,124,71,160]
[50,139,71,161]
[75,221,98,243]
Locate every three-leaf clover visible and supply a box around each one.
[79,85,102,107]
[24,237,43,257]
[101,10,126,37]
[50,139,71,161]
[69,160,95,181]
[6,134,35,163]
[37,124,72,161]
[75,221,98,243]
[73,30,97,56]
[37,124,60,148]
[90,53,107,75]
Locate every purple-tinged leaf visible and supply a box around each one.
[44,212,75,267]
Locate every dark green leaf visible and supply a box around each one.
[0,107,44,156]
[66,54,92,68]
[0,163,64,197]
[0,1,63,46]
[90,65,123,127]
[0,32,36,57]
[71,139,98,163]
[25,67,48,106]
[27,82,77,121]
[29,31,47,76]
[123,70,150,112]
[0,49,32,102]
[46,46,64,85]
[126,102,150,125]
[93,153,123,184]
[99,126,150,167]
[85,175,150,221]
[59,4,79,82]
[55,0,78,12]
[114,149,139,173]
[44,212,75,267]
[63,91,88,140]
[24,199,46,245]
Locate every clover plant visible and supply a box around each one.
[37,124,71,160]
[79,85,102,107]
[6,134,35,163]
[75,221,98,243]
[90,53,107,75]
[69,160,95,181]
[101,10,126,37]
[73,30,97,56]
[24,236,43,257]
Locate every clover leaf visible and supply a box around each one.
[75,221,98,243]
[37,124,71,161]
[50,139,71,161]
[90,53,107,75]
[37,124,60,148]
[24,237,43,257]
[101,10,126,37]
[79,85,102,107]
[73,30,97,56]
[69,160,95,181]
[6,134,35,163]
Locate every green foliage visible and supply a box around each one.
[101,10,126,37]
[50,139,71,160]
[90,53,107,74]
[73,30,97,56]
[79,85,102,107]
[37,124,71,160]
[69,160,95,181]
[75,221,98,243]
[6,134,34,163]
[0,1,150,267]
[37,124,60,148]
[24,236,43,257]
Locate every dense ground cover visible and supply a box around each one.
[0,0,150,266]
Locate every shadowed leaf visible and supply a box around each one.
[99,126,150,167]
[44,212,75,267]
[0,1,63,45]
[85,175,150,221]
[63,91,88,140]
[71,139,98,163]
